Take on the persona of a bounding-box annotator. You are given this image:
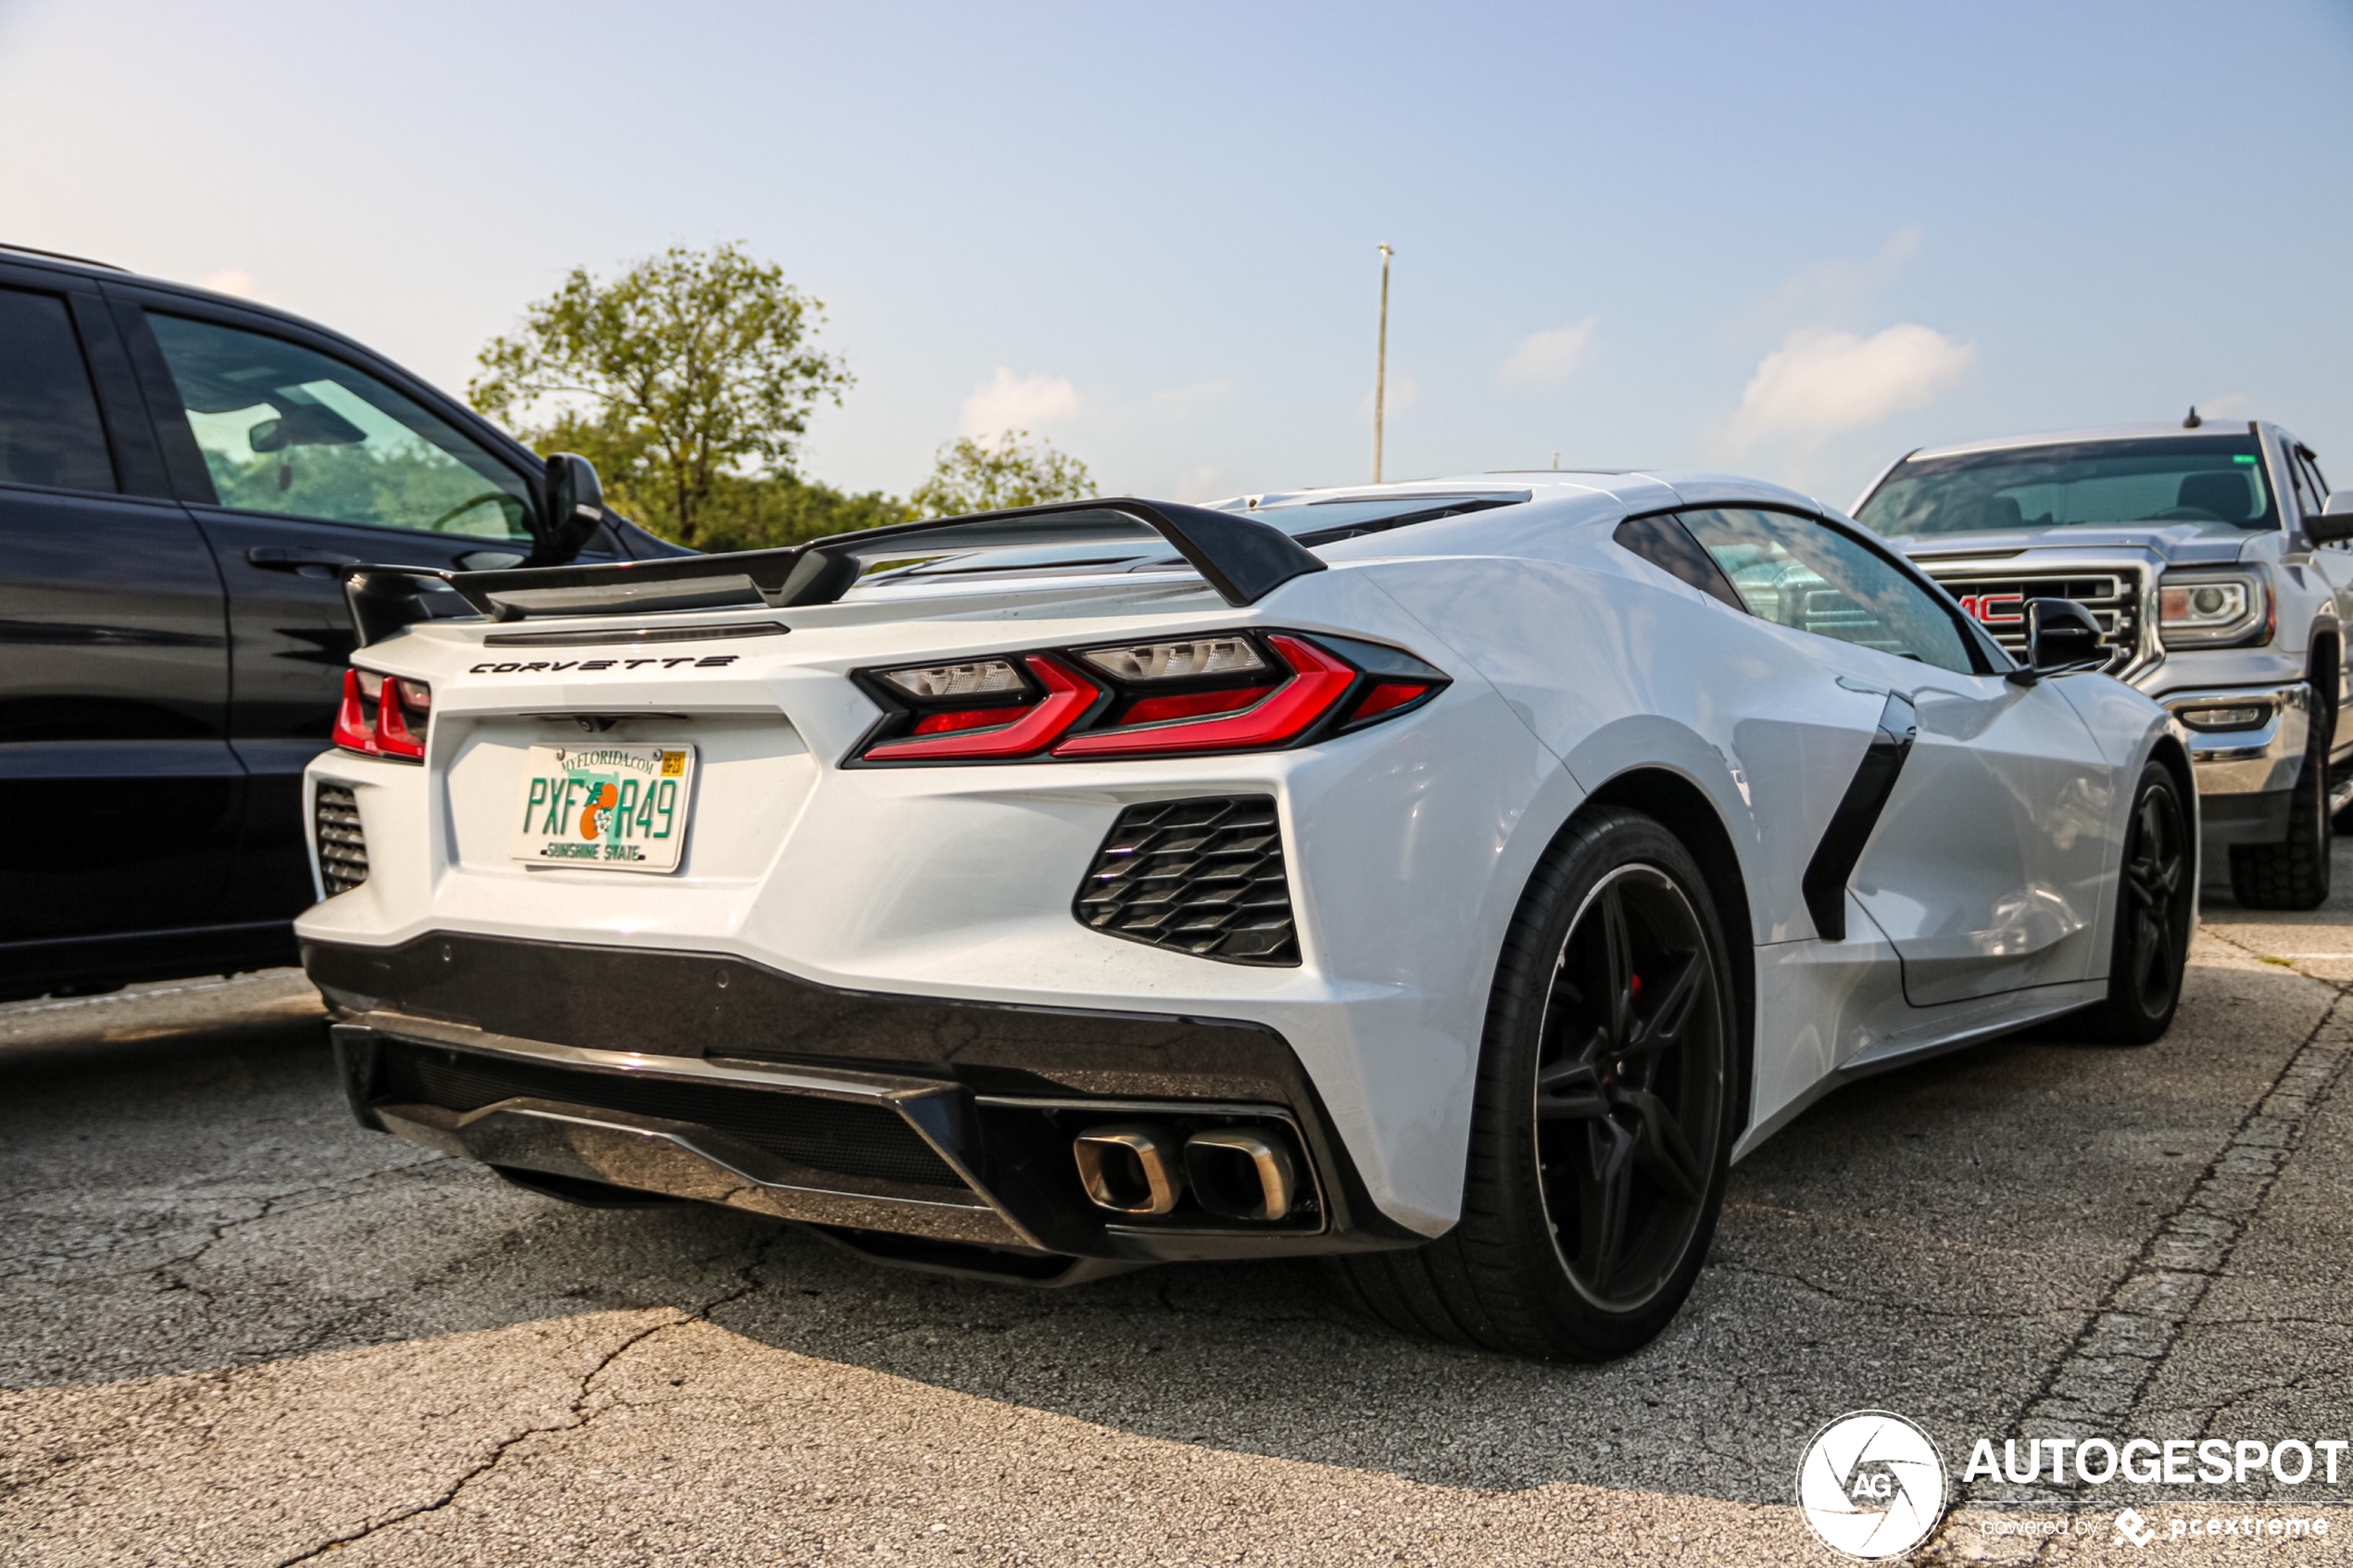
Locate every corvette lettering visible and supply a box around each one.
[466,655,740,673]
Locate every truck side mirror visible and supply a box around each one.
[530,453,606,566]
[2309,491,2353,546]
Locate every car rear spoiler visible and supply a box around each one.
[336,497,1326,646]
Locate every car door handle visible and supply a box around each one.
[245,546,363,573]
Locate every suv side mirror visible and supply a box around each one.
[530,452,606,566]
[2309,491,2353,546]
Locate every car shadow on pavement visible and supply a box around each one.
[4,946,2327,1506]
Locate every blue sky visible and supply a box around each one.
[3,0,2347,510]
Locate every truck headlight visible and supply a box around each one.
[2158,571,2270,648]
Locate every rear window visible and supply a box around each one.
[1857,436,2277,538]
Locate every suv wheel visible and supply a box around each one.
[1332,808,1738,1360]
[2230,682,2333,910]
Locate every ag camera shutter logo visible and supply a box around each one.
[1795,1411,1949,1559]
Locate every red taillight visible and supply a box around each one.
[1347,681,1432,723]
[849,630,1445,765]
[1117,685,1276,725]
[1053,635,1353,758]
[860,657,1101,761]
[332,668,431,762]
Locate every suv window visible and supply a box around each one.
[1677,507,1979,674]
[0,287,116,494]
[2293,448,2332,516]
[147,314,531,540]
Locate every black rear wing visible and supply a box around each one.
[338,497,1325,646]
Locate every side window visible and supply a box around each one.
[1677,508,1980,674]
[2296,450,2333,513]
[0,287,117,494]
[146,313,531,540]
[1612,512,1744,609]
[2284,449,2323,520]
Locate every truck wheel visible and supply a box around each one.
[2229,683,2333,910]
[1332,808,1738,1360]
[2072,762,2195,1044]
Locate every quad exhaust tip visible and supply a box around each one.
[1072,1123,1186,1215]
[1183,1128,1295,1222]
[1071,1123,1298,1222]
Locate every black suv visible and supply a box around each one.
[0,245,669,1000]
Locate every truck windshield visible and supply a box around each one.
[1856,436,2277,538]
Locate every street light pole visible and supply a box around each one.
[1373,243,1392,483]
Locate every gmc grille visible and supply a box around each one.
[315,784,369,895]
[375,1041,967,1190]
[1922,569,2144,672]
[1076,795,1299,966]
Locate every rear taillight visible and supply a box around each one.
[333,668,431,762]
[848,631,1446,765]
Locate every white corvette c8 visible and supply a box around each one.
[298,473,2195,1359]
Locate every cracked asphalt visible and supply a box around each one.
[6,856,2353,1566]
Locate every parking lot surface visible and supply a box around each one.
[6,861,2353,1567]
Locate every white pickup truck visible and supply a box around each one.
[1858,419,2353,909]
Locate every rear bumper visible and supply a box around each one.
[309,932,1421,1270]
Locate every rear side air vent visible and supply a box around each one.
[315,784,368,895]
[1075,796,1298,965]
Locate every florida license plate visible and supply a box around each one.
[511,743,697,872]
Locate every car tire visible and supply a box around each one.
[2073,761,2196,1045]
[1333,807,1740,1360]
[2230,683,2332,910]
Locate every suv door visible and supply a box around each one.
[0,269,238,956]
[108,295,601,918]
[1674,506,2120,1009]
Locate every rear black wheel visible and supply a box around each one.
[2231,683,2331,909]
[1334,808,1738,1359]
[2074,762,2195,1044]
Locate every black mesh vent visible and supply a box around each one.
[1075,796,1298,965]
[375,1043,967,1189]
[315,784,368,895]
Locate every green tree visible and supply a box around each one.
[470,243,852,548]
[911,429,1095,518]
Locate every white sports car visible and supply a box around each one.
[298,472,2195,1359]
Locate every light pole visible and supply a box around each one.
[1373,243,1392,483]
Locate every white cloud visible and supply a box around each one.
[1729,323,1974,448]
[1501,318,1596,388]
[1741,227,1921,338]
[198,269,268,301]
[960,368,1080,439]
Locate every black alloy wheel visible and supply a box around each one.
[1332,808,1740,1360]
[2075,761,2196,1044]
[1533,863,1727,1312]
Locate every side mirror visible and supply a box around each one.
[2308,491,2353,546]
[2006,596,2108,684]
[530,452,606,566]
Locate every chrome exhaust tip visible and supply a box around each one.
[1072,1123,1185,1215]
[1183,1128,1296,1222]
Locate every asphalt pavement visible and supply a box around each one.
[6,856,2353,1567]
